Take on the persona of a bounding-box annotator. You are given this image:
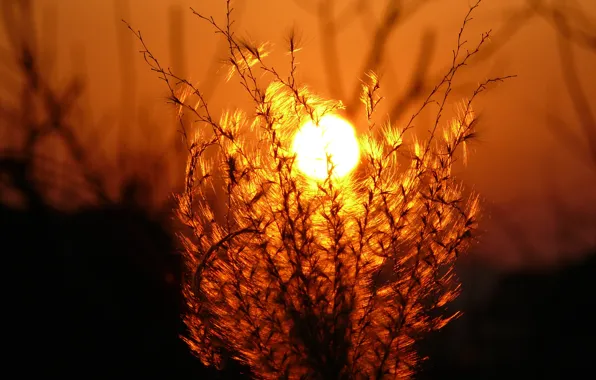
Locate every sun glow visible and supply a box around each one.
[291,114,360,180]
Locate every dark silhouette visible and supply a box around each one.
[418,252,596,379]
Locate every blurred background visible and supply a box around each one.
[1,0,595,377]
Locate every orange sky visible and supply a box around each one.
[3,0,596,270]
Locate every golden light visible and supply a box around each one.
[291,114,360,180]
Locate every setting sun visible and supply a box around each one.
[291,114,360,180]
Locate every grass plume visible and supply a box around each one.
[129,0,511,377]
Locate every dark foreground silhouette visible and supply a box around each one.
[1,200,252,378]
[418,251,596,379]
[3,197,595,378]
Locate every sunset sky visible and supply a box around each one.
[4,0,595,269]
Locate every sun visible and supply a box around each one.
[291,114,360,180]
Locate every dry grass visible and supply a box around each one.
[128,0,512,378]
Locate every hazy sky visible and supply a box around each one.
[4,0,596,269]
